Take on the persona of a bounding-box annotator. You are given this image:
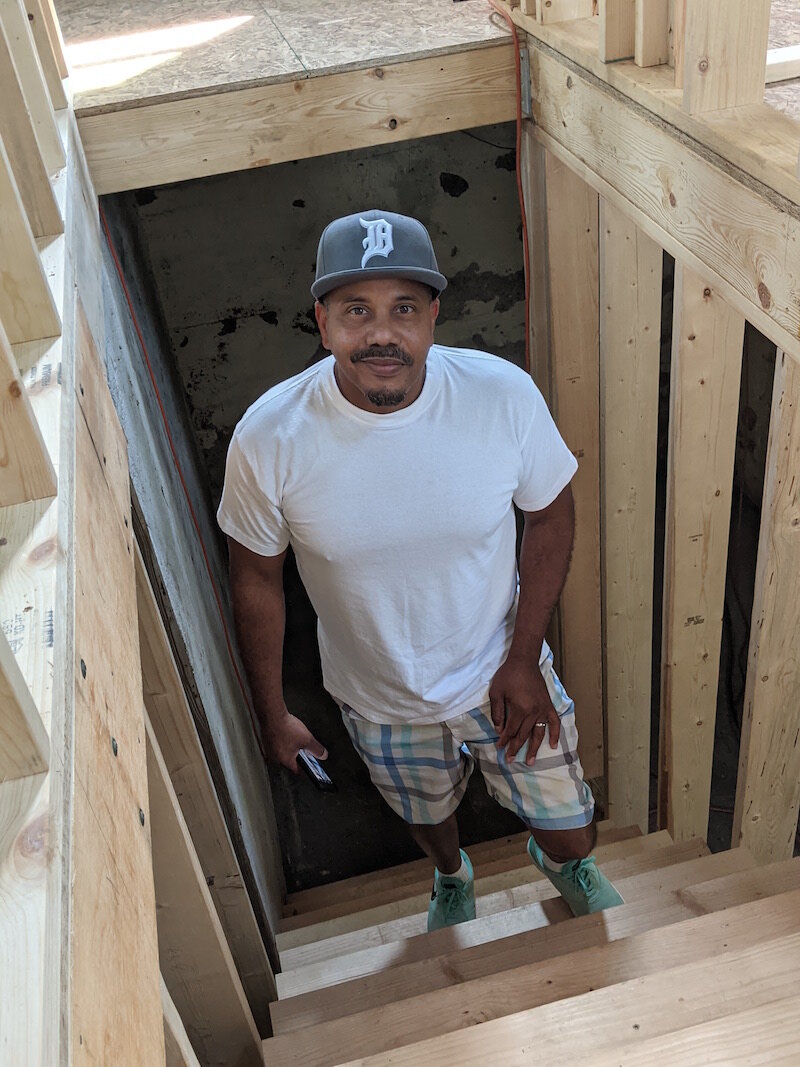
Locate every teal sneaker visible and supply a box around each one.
[427,850,476,932]
[527,836,624,916]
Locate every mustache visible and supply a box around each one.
[351,345,413,366]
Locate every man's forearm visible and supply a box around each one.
[230,572,287,733]
[508,486,575,663]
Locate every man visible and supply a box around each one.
[217,209,622,929]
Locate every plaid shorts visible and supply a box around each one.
[338,649,594,831]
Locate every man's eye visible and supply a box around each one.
[347,307,367,315]
[397,304,415,314]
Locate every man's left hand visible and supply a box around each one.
[489,655,560,765]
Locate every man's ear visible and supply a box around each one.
[314,299,330,349]
[430,296,440,328]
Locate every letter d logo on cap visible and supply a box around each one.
[360,217,393,268]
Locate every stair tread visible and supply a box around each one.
[275,843,757,999]
[263,884,800,1067]
[277,828,663,950]
[335,929,800,1067]
[281,820,622,921]
[279,836,750,994]
[273,851,798,1033]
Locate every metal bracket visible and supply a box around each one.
[519,41,532,119]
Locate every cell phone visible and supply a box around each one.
[297,749,336,791]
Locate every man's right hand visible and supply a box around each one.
[263,707,328,774]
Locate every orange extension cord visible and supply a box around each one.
[99,8,529,761]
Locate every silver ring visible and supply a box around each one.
[534,721,548,729]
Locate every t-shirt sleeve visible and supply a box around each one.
[216,434,290,556]
[512,378,578,512]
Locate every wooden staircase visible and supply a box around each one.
[262,823,800,1065]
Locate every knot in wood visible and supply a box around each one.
[698,57,709,73]
[757,281,772,309]
[566,75,573,89]
[374,67,384,79]
[388,117,398,130]
[9,380,22,398]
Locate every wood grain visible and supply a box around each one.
[659,265,743,842]
[77,44,516,194]
[543,150,604,779]
[599,201,661,833]
[0,315,57,504]
[683,0,771,114]
[136,541,277,1032]
[146,714,263,1067]
[528,44,800,364]
[267,890,800,1066]
[733,352,800,864]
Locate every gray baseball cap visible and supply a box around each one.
[311,208,447,300]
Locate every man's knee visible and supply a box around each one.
[532,818,596,861]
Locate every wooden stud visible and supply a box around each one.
[533,0,595,24]
[0,19,62,237]
[161,976,201,1067]
[24,0,67,110]
[145,714,263,1067]
[0,133,61,344]
[733,352,800,865]
[543,150,604,780]
[71,295,166,1065]
[528,45,800,365]
[599,0,636,62]
[77,45,516,194]
[135,540,277,1031]
[671,0,685,84]
[635,0,669,67]
[599,200,661,833]
[0,0,64,174]
[0,625,48,779]
[659,265,743,843]
[0,316,57,504]
[268,893,800,1066]
[683,0,772,114]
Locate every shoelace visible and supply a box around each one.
[565,856,600,902]
[436,878,470,920]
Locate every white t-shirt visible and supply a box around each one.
[217,345,577,724]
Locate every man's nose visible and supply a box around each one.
[364,314,397,346]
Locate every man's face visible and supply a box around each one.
[315,277,439,414]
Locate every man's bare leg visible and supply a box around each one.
[409,813,462,874]
[531,818,597,864]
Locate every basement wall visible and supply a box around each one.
[97,196,285,939]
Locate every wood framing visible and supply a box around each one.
[635,0,669,68]
[659,265,743,842]
[136,541,277,1032]
[145,714,263,1067]
[542,150,604,779]
[0,0,64,174]
[0,317,57,504]
[766,45,800,85]
[161,976,202,1067]
[531,0,595,24]
[599,200,661,833]
[527,40,800,365]
[733,352,800,864]
[76,43,516,194]
[0,19,62,238]
[599,0,635,62]
[0,133,61,344]
[23,0,67,110]
[0,626,48,779]
[682,0,772,114]
[71,294,165,1063]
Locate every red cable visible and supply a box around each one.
[99,205,267,761]
[487,0,531,375]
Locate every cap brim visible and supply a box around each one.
[311,266,447,300]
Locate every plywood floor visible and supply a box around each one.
[54,0,510,115]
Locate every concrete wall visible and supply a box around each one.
[118,122,530,890]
